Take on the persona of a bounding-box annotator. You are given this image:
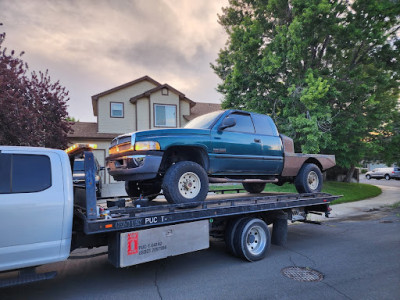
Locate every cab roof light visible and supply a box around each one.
[65,143,97,155]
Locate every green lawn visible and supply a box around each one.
[209,181,382,205]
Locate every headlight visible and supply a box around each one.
[134,141,160,151]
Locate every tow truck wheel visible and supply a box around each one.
[233,218,270,261]
[162,161,209,206]
[125,181,161,200]
[294,163,323,194]
[242,182,266,193]
[224,217,249,256]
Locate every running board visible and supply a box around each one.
[209,178,278,184]
[0,267,57,288]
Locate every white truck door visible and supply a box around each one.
[0,148,70,272]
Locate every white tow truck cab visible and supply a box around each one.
[0,146,73,272]
[0,144,338,287]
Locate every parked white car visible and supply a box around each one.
[365,168,395,180]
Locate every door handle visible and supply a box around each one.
[254,139,261,143]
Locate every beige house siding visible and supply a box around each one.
[98,80,157,133]
[136,97,150,131]
[180,100,190,127]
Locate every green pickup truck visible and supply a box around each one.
[106,110,335,205]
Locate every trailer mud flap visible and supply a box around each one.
[108,220,209,268]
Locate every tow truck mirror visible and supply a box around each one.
[219,117,236,131]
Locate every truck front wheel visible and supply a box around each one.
[162,161,209,206]
[242,182,266,193]
[294,163,323,194]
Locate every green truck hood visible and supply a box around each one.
[135,128,211,151]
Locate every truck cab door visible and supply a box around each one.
[0,149,71,272]
[209,112,266,174]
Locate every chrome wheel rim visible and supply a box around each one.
[178,172,201,199]
[246,226,267,256]
[307,171,319,191]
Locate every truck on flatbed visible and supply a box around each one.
[0,144,339,287]
[106,109,335,206]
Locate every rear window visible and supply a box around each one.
[0,154,52,194]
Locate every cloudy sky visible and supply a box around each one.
[1,0,228,121]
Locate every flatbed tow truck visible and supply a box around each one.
[0,144,340,287]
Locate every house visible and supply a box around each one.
[68,75,221,183]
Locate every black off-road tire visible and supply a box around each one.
[294,163,323,194]
[242,182,266,193]
[162,161,209,206]
[125,181,161,200]
[233,218,270,261]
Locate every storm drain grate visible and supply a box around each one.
[281,266,324,282]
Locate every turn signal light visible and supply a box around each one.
[134,141,161,151]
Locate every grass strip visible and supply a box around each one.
[209,181,382,205]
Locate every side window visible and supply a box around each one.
[0,154,52,194]
[225,113,255,133]
[252,114,276,136]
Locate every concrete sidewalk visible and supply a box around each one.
[311,184,400,221]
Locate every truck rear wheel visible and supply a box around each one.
[125,181,161,200]
[294,163,322,194]
[224,217,249,256]
[242,182,266,193]
[162,161,209,206]
[233,218,270,261]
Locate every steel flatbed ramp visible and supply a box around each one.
[79,192,339,235]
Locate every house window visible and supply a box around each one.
[162,88,169,95]
[110,102,124,118]
[154,104,177,127]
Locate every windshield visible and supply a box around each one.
[184,111,223,129]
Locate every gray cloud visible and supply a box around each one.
[0,0,228,121]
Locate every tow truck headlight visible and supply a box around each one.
[134,141,160,151]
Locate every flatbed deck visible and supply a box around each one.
[76,191,339,234]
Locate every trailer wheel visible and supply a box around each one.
[242,182,266,193]
[125,181,161,200]
[294,163,323,194]
[162,161,209,206]
[224,217,249,257]
[233,218,270,261]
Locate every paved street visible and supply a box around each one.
[1,186,399,300]
[359,176,400,187]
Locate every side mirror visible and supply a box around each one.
[219,117,236,130]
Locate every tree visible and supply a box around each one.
[0,25,72,149]
[212,0,400,180]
